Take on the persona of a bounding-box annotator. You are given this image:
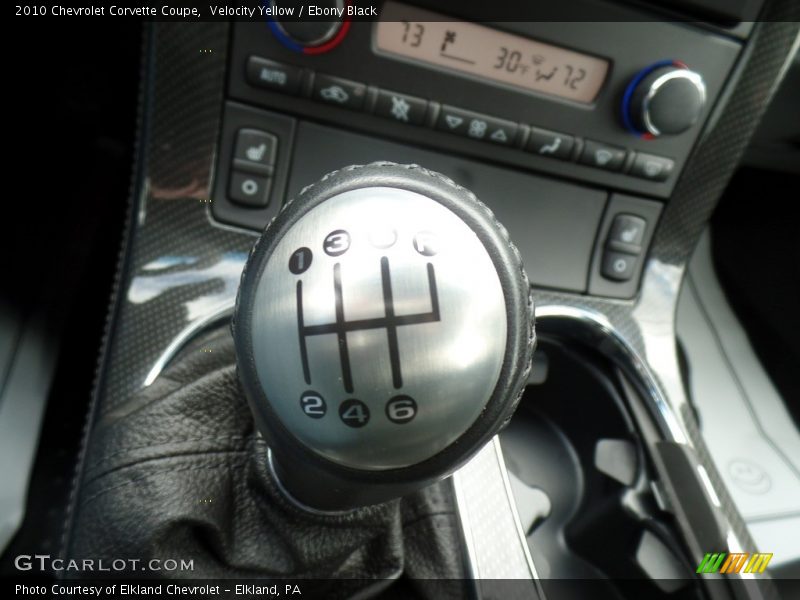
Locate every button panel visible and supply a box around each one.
[588,194,662,298]
[600,213,650,282]
[242,55,679,186]
[600,212,648,282]
[228,127,280,208]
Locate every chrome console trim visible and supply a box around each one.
[142,300,235,387]
[451,303,749,590]
[536,304,687,444]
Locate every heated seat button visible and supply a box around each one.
[313,74,366,110]
[579,140,627,171]
[526,127,575,160]
[601,251,638,281]
[229,171,272,208]
[246,56,303,95]
[607,214,647,252]
[234,129,277,174]
[374,90,428,125]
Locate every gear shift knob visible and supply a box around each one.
[233,163,533,510]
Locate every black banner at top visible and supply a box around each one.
[10,0,795,23]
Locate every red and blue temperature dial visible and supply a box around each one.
[621,59,705,139]
[266,1,351,55]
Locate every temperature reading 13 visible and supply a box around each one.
[401,21,424,47]
[376,1,609,104]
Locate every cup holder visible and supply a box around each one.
[501,336,703,599]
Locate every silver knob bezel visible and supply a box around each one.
[641,69,707,136]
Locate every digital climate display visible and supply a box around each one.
[375,2,610,104]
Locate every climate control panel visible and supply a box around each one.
[229,2,741,199]
[245,54,678,184]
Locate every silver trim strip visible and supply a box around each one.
[452,437,541,591]
[142,300,235,387]
[266,447,357,517]
[535,305,687,444]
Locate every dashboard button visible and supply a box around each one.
[436,106,518,146]
[608,214,646,250]
[233,129,277,174]
[246,56,303,95]
[313,74,366,110]
[630,152,674,181]
[601,251,638,281]
[374,90,428,125]
[436,107,469,135]
[229,171,271,208]
[527,127,574,160]
[579,140,627,171]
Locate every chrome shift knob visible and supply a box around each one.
[234,163,533,510]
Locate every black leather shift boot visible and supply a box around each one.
[64,325,466,597]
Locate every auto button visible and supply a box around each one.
[246,56,303,95]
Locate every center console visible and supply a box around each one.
[59,0,800,596]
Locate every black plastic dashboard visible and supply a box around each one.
[212,0,750,299]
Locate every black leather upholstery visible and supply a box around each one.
[65,325,466,596]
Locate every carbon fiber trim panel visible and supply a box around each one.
[61,21,240,556]
[97,22,249,415]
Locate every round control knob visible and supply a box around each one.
[622,61,706,138]
[267,0,349,55]
[233,163,534,510]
